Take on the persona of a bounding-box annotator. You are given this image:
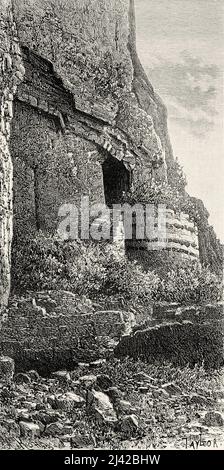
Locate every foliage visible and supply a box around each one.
[154,258,223,304]
[12,233,67,293]
[123,174,207,227]
[11,233,160,305]
[12,233,222,306]
[167,158,187,193]
[123,176,181,208]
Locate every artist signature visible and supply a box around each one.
[183,433,219,449]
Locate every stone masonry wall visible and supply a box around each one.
[1,295,223,372]
[115,302,224,368]
[0,291,134,374]
[11,100,105,238]
[126,209,199,268]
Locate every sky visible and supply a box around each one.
[135,0,224,241]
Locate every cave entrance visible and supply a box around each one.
[102,155,131,207]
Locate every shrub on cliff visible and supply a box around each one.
[11,233,160,305]
[167,158,187,193]
[12,233,222,306]
[123,176,181,209]
[154,258,223,304]
[12,233,68,292]
[95,246,160,302]
[123,175,207,227]
[12,234,107,294]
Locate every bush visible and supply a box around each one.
[12,233,160,306]
[123,176,181,209]
[167,158,187,193]
[123,175,207,227]
[12,233,67,292]
[101,254,160,302]
[154,258,223,304]
[12,234,108,295]
[12,233,222,307]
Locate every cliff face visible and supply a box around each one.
[7,0,168,245]
[128,0,173,180]
[12,0,166,174]
[0,0,24,310]
[191,198,223,274]
[0,0,222,309]
[13,0,133,111]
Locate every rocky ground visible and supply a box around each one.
[0,357,223,450]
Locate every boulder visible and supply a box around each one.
[116,399,136,415]
[89,359,106,368]
[18,411,32,422]
[0,386,15,400]
[19,421,41,438]
[133,372,157,384]
[96,374,113,390]
[2,418,19,433]
[34,411,62,425]
[188,394,213,406]
[138,386,149,394]
[14,373,31,384]
[51,370,71,384]
[162,382,182,396]
[79,375,97,388]
[35,421,45,434]
[54,392,85,411]
[87,389,117,423]
[71,433,96,449]
[203,411,224,427]
[152,388,169,399]
[213,389,224,400]
[118,415,139,436]
[45,422,64,436]
[0,356,15,381]
[36,403,46,411]
[94,408,118,425]
[106,387,124,403]
[47,394,56,407]
[27,370,40,382]
[62,424,74,435]
[23,401,37,411]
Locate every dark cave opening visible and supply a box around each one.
[102,155,131,207]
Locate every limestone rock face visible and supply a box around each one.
[0,0,24,311]
[0,0,222,308]
[9,0,221,274]
[13,0,133,109]
[0,0,167,251]
[12,0,165,173]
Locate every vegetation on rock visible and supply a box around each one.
[12,233,223,307]
[154,256,223,304]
